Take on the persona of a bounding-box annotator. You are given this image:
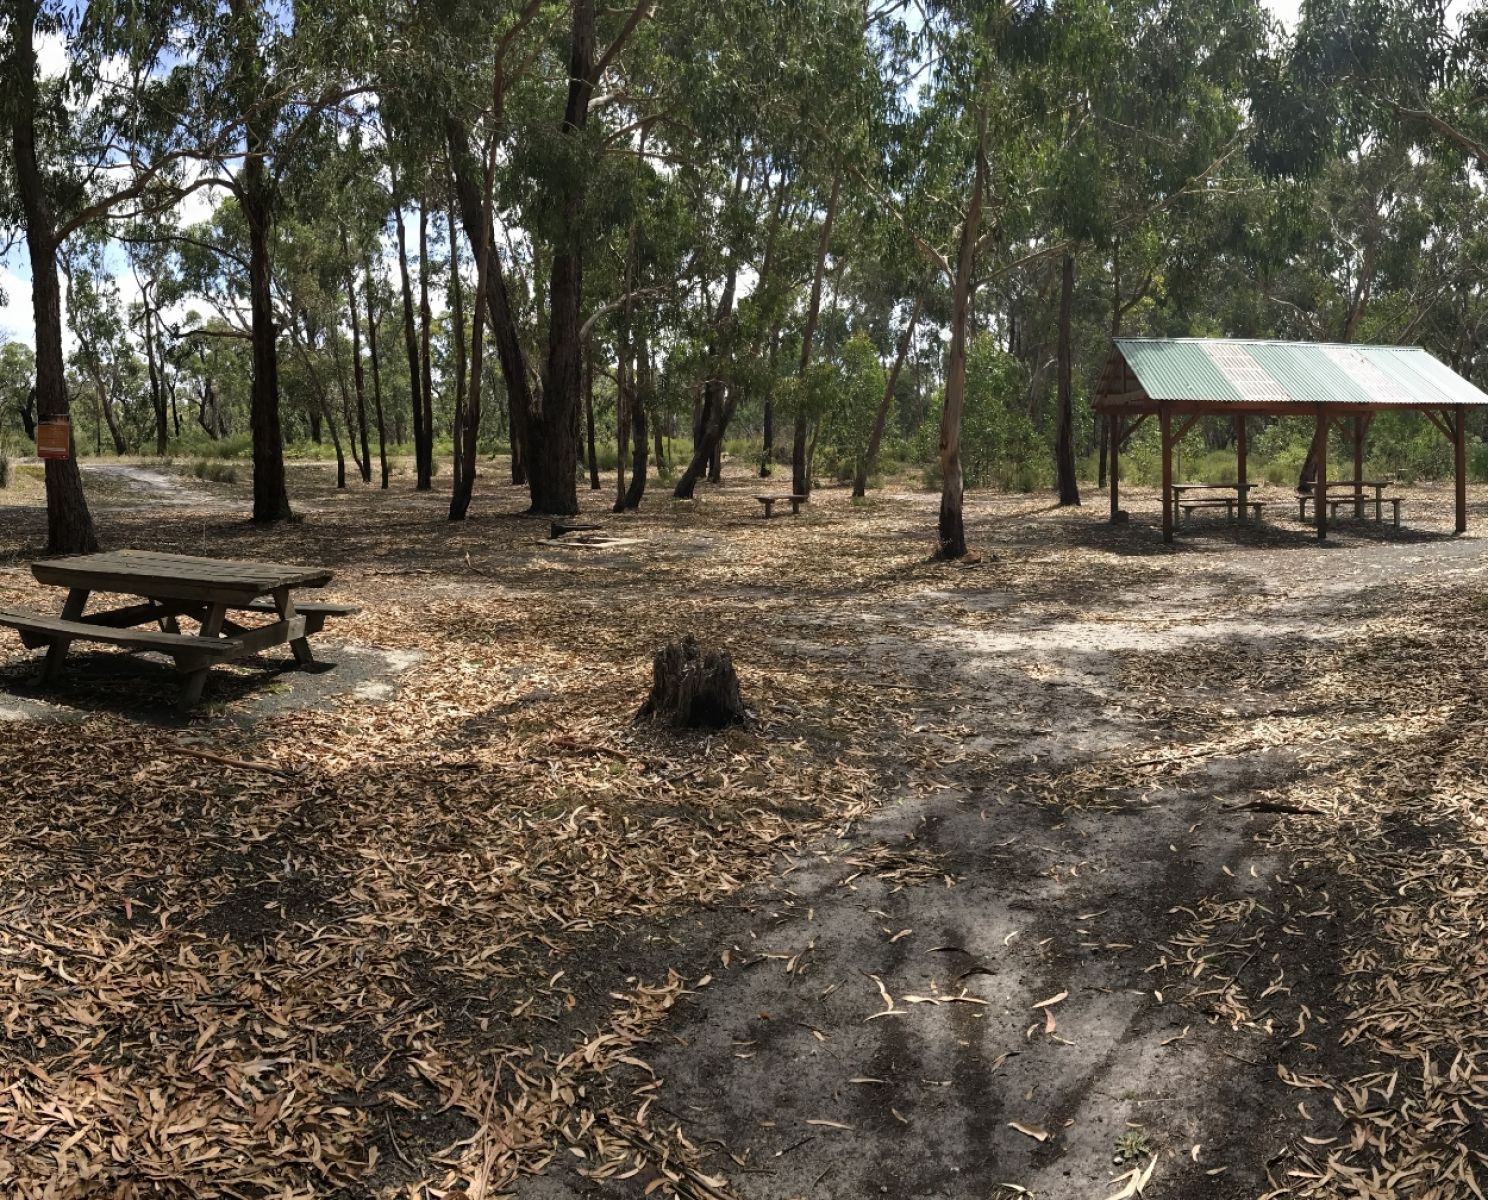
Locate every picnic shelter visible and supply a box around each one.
[1093,338,1488,542]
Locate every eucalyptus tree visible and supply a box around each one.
[1,0,206,549]
[413,0,656,517]
[880,0,1021,559]
[176,0,373,522]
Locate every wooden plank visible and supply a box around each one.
[179,602,229,708]
[33,549,332,601]
[1236,414,1248,524]
[1161,404,1173,544]
[1455,404,1468,534]
[226,615,307,655]
[1315,409,1328,541]
[0,609,244,656]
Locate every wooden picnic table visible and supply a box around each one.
[0,550,356,708]
[1298,479,1398,524]
[1171,482,1263,525]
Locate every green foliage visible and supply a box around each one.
[913,337,1044,491]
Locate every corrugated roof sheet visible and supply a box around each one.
[1107,339,1488,407]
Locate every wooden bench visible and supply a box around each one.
[755,494,807,518]
[1297,494,1402,527]
[0,608,245,681]
[1178,498,1265,523]
[241,600,359,635]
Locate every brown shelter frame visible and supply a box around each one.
[1096,354,1473,544]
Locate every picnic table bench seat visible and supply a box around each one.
[241,599,360,634]
[0,609,245,659]
[1177,497,1265,523]
[1297,492,1402,527]
[755,494,807,518]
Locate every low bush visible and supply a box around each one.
[191,459,239,484]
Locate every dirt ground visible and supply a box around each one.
[0,458,1485,1200]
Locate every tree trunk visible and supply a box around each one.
[585,341,601,490]
[854,291,922,498]
[793,175,840,497]
[232,0,292,525]
[760,394,773,477]
[330,326,366,481]
[364,260,390,488]
[446,116,534,490]
[417,198,435,489]
[447,192,466,492]
[637,635,746,729]
[288,309,347,490]
[91,370,128,456]
[392,165,426,486]
[343,236,372,483]
[620,328,651,510]
[10,0,96,552]
[141,295,168,455]
[450,129,498,523]
[529,0,596,517]
[1055,250,1081,506]
[937,109,990,561]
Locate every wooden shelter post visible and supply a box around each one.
[1352,414,1365,518]
[1235,414,1248,524]
[1455,404,1468,534]
[1160,403,1173,544]
[1315,407,1328,541]
[1109,415,1121,523]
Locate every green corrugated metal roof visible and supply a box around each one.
[1105,339,1488,407]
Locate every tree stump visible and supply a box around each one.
[637,635,747,729]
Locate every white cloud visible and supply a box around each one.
[34,30,66,80]
[0,266,34,345]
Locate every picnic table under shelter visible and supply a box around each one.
[1092,338,1488,542]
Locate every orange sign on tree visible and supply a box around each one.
[37,418,70,461]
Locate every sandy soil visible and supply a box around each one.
[0,462,1483,1200]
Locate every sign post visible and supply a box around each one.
[37,418,70,462]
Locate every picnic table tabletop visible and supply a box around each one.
[1171,482,1258,493]
[1318,478,1393,492]
[33,550,333,604]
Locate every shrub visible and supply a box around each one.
[192,459,239,484]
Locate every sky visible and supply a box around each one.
[0,0,1352,351]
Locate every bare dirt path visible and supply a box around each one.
[516,496,1488,1200]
